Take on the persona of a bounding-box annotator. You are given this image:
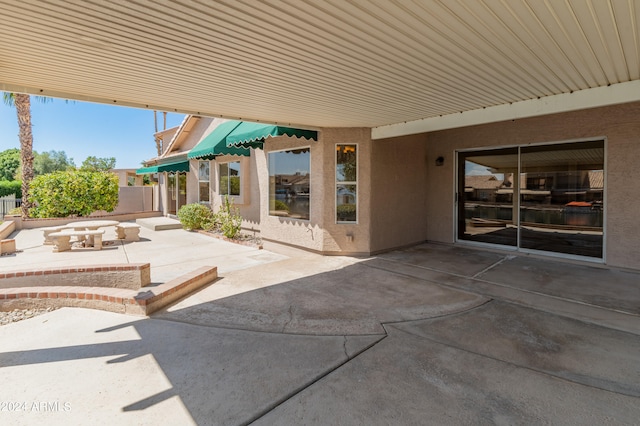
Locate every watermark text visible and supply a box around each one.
[1,401,71,412]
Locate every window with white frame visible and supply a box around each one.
[268,148,310,220]
[198,161,210,203]
[336,144,357,222]
[219,161,241,196]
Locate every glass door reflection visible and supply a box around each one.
[167,173,177,215]
[178,173,187,212]
[458,148,518,247]
[519,141,604,258]
[457,140,604,259]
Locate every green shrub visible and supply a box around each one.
[273,200,289,211]
[177,203,214,231]
[0,180,22,198]
[0,148,20,181]
[8,207,21,215]
[217,196,242,239]
[220,176,240,196]
[201,214,219,232]
[337,204,357,222]
[28,170,119,218]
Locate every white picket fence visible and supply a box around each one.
[0,195,21,218]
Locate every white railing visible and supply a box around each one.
[0,195,21,218]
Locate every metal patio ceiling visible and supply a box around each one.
[1,1,639,138]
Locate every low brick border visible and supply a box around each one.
[133,266,218,314]
[0,239,16,255]
[0,264,149,279]
[0,221,15,240]
[0,266,217,316]
[0,263,151,290]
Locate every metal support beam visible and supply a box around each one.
[372,80,640,140]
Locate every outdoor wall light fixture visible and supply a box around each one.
[435,156,445,166]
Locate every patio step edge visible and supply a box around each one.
[0,263,151,290]
[0,266,218,317]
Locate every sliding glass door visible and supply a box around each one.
[519,141,604,258]
[167,172,188,215]
[167,173,177,215]
[458,148,518,247]
[458,140,604,259]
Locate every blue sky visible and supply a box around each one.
[0,95,186,169]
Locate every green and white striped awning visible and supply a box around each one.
[225,122,318,147]
[188,120,250,160]
[136,159,189,174]
[188,120,318,160]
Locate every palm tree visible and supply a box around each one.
[2,92,49,217]
[153,110,168,155]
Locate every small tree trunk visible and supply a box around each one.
[15,93,34,217]
[153,110,162,155]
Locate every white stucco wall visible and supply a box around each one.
[112,186,153,214]
[318,128,372,254]
[369,133,430,253]
[420,101,640,270]
[256,135,324,252]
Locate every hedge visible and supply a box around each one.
[28,170,119,218]
[0,181,22,198]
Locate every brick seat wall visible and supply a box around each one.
[0,266,217,316]
[0,264,151,291]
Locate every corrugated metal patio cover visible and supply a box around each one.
[1,1,639,136]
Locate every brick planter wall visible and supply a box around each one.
[0,266,217,316]
[0,264,151,290]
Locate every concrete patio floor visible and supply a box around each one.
[1,227,639,425]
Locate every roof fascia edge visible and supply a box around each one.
[0,83,322,130]
[162,115,197,155]
[371,80,640,140]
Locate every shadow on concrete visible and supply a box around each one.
[0,314,382,424]
[1,243,640,424]
[375,243,640,315]
[153,260,490,335]
[254,310,640,425]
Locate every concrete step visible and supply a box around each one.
[136,216,183,231]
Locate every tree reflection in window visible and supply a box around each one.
[198,161,210,202]
[268,149,310,220]
[219,161,240,196]
[336,144,357,222]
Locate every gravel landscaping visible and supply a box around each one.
[0,307,57,326]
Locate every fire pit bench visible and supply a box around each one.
[115,223,141,242]
[48,229,105,252]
